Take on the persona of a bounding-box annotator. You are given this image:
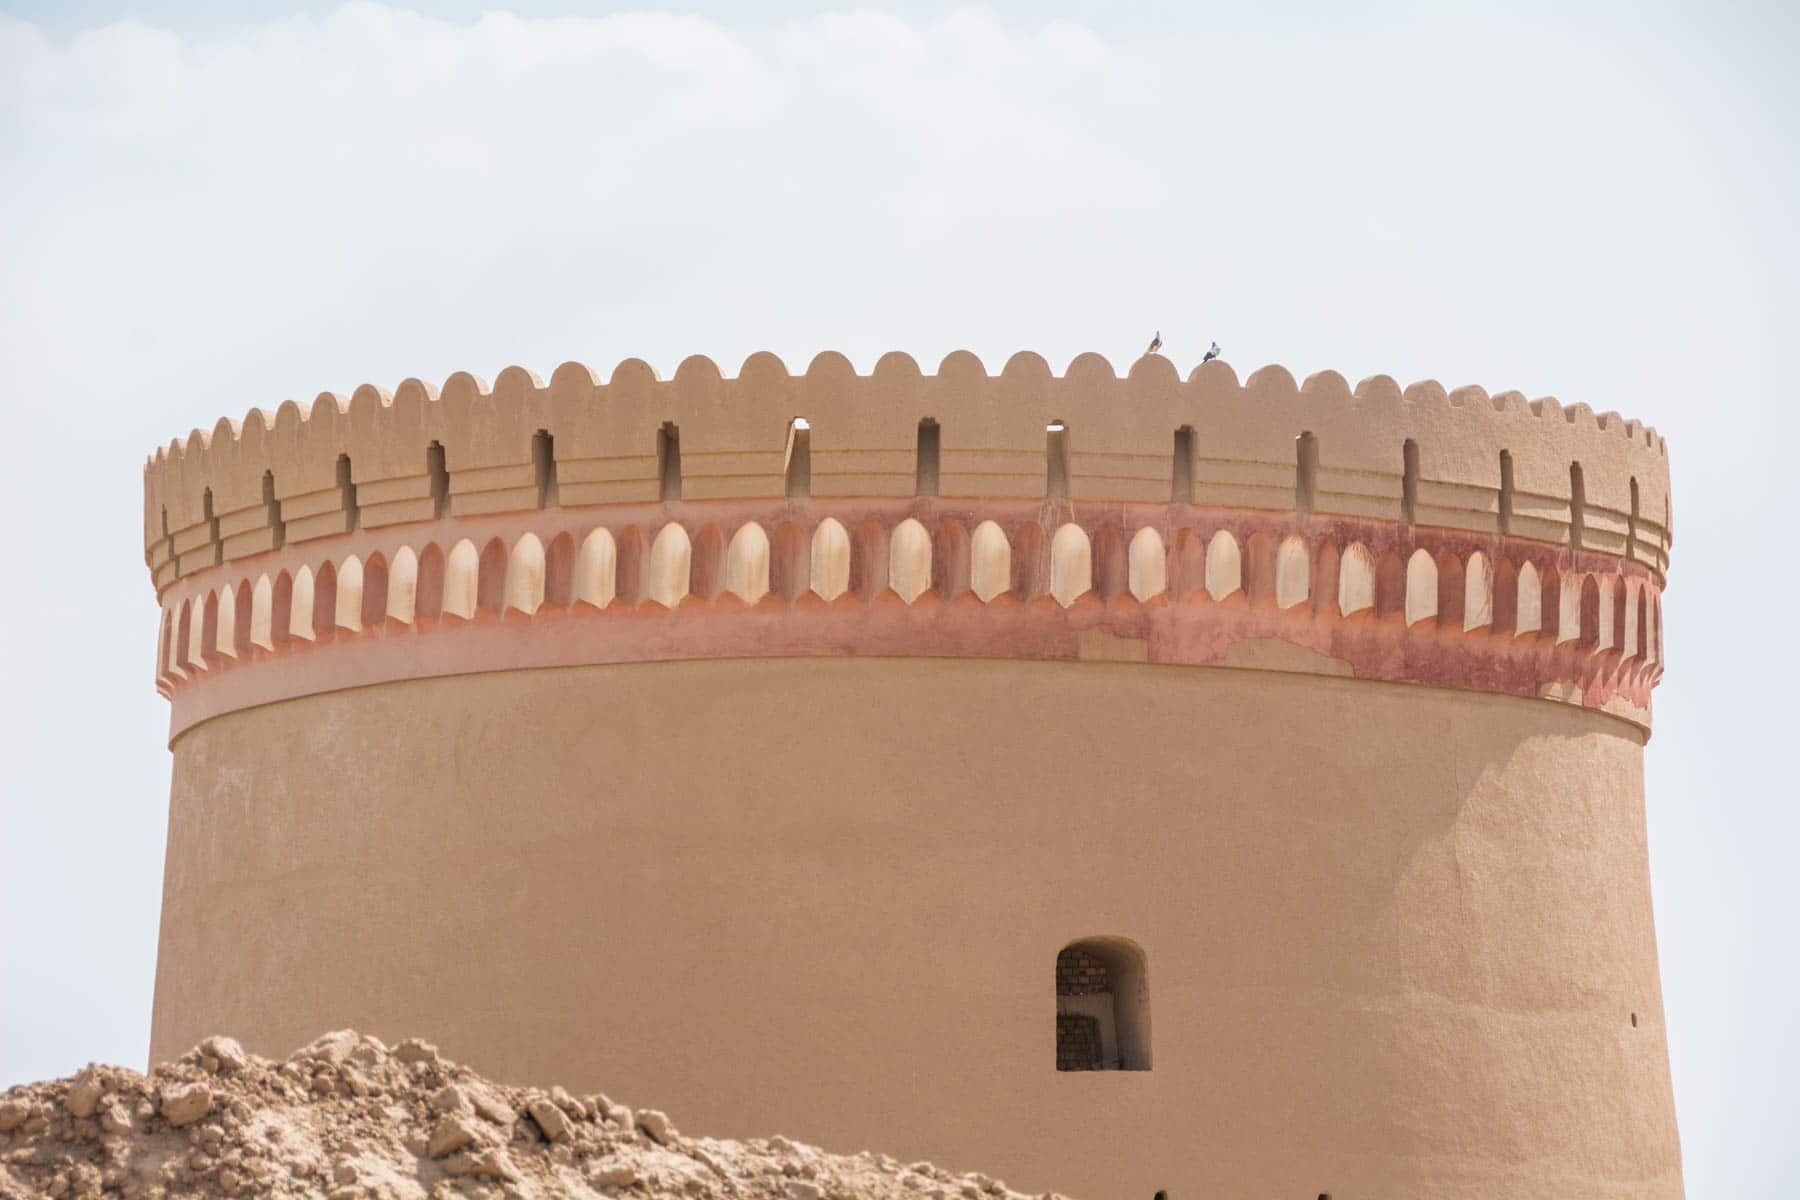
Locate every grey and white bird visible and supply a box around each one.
[1201,341,1221,363]
[1145,331,1162,356]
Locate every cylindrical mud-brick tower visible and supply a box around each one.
[143,351,1681,1199]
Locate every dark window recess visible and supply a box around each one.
[337,454,359,530]
[658,423,682,501]
[1057,946,1111,996]
[1402,438,1419,524]
[1498,450,1515,536]
[427,442,449,519]
[1056,1014,1103,1072]
[916,418,941,497]
[202,488,222,566]
[1053,940,1150,1071]
[1172,426,1194,504]
[1046,423,1070,499]
[1570,461,1586,550]
[784,419,811,499]
[533,430,558,508]
[1296,431,1318,515]
[262,470,286,550]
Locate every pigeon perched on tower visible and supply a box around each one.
[1145,331,1162,356]
[1202,341,1221,363]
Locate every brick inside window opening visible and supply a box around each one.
[1056,1013,1103,1071]
[1056,946,1111,996]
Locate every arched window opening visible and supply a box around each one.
[889,518,932,603]
[647,523,692,608]
[1049,523,1091,607]
[810,518,850,601]
[970,520,1010,602]
[1055,938,1150,1071]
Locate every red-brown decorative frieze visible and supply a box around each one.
[154,498,1665,739]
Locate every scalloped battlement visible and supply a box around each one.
[142,352,1673,595]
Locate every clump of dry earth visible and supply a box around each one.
[0,1032,1063,1200]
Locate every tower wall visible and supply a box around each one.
[141,352,1680,1199]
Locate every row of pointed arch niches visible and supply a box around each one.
[143,353,1672,598]
[153,496,1666,739]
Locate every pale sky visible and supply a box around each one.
[1,2,1796,1195]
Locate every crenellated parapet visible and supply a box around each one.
[143,353,1673,738]
[143,352,1672,594]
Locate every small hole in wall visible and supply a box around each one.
[784,417,811,498]
[915,418,940,497]
[1498,449,1514,536]
[657,422,682,501]
[1171,426,1194,505]
[1401,438,1419,525]
[1627,476,1640,562]
[337,453,360,530]
[1045,421,1070,499]
[262,470,286,550]
[532,429,558,509]
[1153,1192,1167,1200]
[1569,461,1586,550]
[1294,430,1317,515]
[426,442,449,519]
[1631,1012,1638,1027]
[202,487,222,566]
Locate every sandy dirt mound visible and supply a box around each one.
[0,1032,1064,1200]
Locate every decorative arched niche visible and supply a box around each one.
[1055,936,1150,1071]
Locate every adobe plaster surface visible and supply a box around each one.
[151,658,1680,1200]
[140,354,1681,1199]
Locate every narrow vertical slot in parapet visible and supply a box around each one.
[262,470,286,550]
[1172,426,1195,505]
[533,429,559,509]
[1401,439,1419,526]
[1295,431,1317,516]
[1046,421,1070,500]
[1627,476,1640,562]
[337,453,359,531]
[784,417,811,499]
[916,418,941,498]
[426,441,449,519]
[658,422,682,501]
[1498,450,1515,536]
[1569,461,1586,550]
[202,488,222,566]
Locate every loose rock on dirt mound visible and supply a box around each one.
[0,1032,1065,1200]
